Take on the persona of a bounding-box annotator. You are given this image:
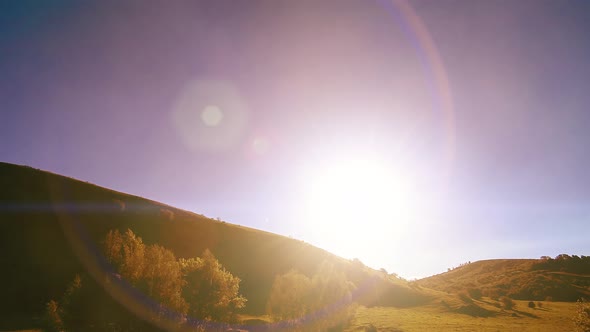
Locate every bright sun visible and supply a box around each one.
[302,157,418,259]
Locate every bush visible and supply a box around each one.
[44,300,63,332]
[458,291,473,303]
[528,301,536,309]
[468,288,483,300]
[43,275,83,332]
[500,296,515,310]
[60,274,83,328]
[483,288,501,301]
[574,298,590,332]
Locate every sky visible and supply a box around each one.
[1,0,590,279]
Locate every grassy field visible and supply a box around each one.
[345,300,577,332]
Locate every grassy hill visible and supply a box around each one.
[415,259,590,302]
[0,162,426,331]
[2,162,586,331]
[344,258,588,331]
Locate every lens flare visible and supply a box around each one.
[200,105,224,127]
[172,80,249,152]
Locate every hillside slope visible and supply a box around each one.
[0,162,427,330]
[415,259,590,301]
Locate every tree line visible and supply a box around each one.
[44,229,361,331]
[533,254,590,274]
[45,229,246,331]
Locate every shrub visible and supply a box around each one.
[43,275,83,332]
[500,296,515,310]
[44,300,63,332]
[537,302,543,308]
[468,288,483,300]
[528,301,536,309]
[60,274,83,328]
[574,298,590,332]
[458,291,473,303]
[483,288,501,301]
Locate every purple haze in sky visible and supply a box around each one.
[1,0,590,278]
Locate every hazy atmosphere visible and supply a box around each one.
[2,0,590,279]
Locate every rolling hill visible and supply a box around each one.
[415,258,590,302]
[0,162,427,331]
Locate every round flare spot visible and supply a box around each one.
[201,105,223,127]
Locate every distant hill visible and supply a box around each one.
[0,162,427,330]
[415,258,590,302]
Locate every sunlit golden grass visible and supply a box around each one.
[417,259,590,302]
[345,299,577,332]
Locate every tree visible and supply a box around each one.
[309,261,356,330]
[183,249,246,322]
[43,275,84,332]
[104,229,145,283]
[44,300,63,332]
[102,229,247,323]
[103,229,188,315]
[141,244,188,314]
[60,274,83,328]
[266,269,312,321]
[266,261,356,330]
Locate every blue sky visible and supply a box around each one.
[1,0,589,278]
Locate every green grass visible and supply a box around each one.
[346,300,577,332]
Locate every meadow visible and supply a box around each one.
[346,300,577,332]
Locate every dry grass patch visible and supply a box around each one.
[345,300,577,332]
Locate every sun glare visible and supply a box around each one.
[303,158,418,258]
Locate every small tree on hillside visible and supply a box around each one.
[103,229,188,314]
[266,269,312,321]
[267,261,357,330]
[183,249,246,322]
[141,244,188,314]
[44,300,63,332]
[60,274,84,328]
[309,261,356,330]
[43,275,84,332]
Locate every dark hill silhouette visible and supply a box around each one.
[0,162,426,330]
